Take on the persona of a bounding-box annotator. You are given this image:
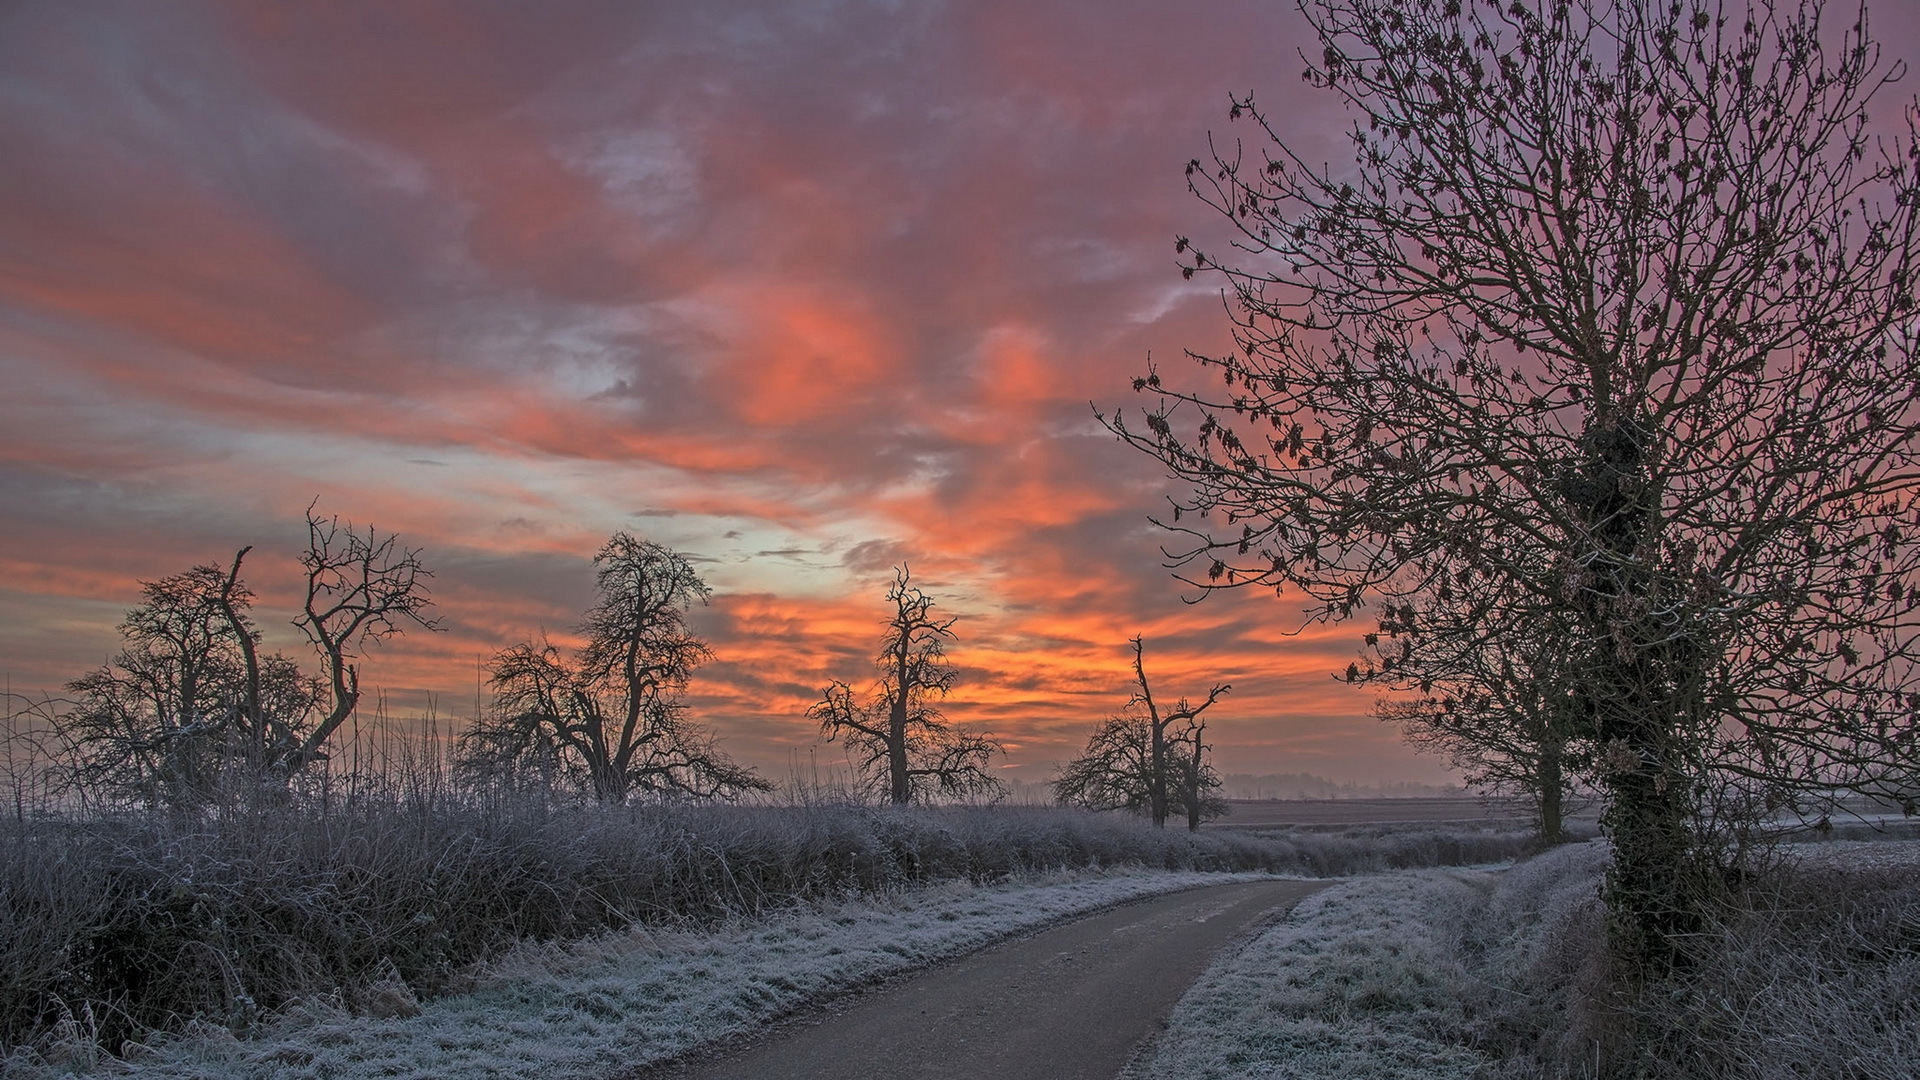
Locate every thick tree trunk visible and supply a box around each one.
[888,695,911,806]
[1147,721,1168,828]
[1597,699,1703,976]
[593,759,627,803]
[1185,734,1206,832]
[1568,414,1708,976]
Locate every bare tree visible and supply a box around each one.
[1107,0,1920,973]
[1053,711,1160,816]
[811,567,1005,805]
[1371,573,1592,844]
[457,533,768,802]
[1053,644,1229,831]
[286,506,442,776]
[1379,687,1588,845]
[1170,705,1228,831]
[1128,637,1228,828]
[53,554,324,807]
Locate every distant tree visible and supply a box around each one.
[1108,0,1920,973]
[1054,711,1157,816]
[1169,705,1229,831]
[1056,637,1227,829]
[1054,704,1226,830]
[458,533,768,802]
[54,551,325,808]
[1379,686,1587,845]
[1372,575,1590,844]
[810,567,1005,805]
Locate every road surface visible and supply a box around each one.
[629,877,1326,1080]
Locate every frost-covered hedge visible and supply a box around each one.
[0,800,1535,1060]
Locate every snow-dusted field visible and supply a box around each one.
[14,870,1275,1080]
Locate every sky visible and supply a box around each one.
[24,0,1913,792]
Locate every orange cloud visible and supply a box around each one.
[0,0,1460,788]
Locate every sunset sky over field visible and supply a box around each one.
[23,0,1914,791]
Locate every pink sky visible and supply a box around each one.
[14,1,1909,789]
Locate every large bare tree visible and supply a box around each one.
[1109,0,1920,972]
[54,551,326,807]
[458,533,768,802]
[811,567,1005,805]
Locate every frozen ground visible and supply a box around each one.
[13,870,1276,1080]
[1129,838,1920,1080]
[1122,868,1504,1080]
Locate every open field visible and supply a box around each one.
[1210,797,1536,828]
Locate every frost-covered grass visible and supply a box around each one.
[1134,838,1920,1080]
[8,868,1265,1079]
[1,797,1539,1063]
[1125,867,1508,1080]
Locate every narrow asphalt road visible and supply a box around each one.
[632,877,1327,1080]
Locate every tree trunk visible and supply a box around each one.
[1537,726,1565,845]
[1147,719,1167,828]
[1185,732,1205,832]
[1569,414,1706,976]
[1133,638,1169,828]
[887,632,913,805]
[1597,703,1702,976]
[593,758,627,803]
[888,694,911,806]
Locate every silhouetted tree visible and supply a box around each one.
[1379,686,1587,845]
[284,506,443,776]
[1108,0,1920,973]
[458,533,767,802]
[54,551,324,807]
[1053,711,1158,815]
[1170,704,1228,831]
[811,567,1005,804]
[1056,638,1227,829]
[1373,577,1591,844]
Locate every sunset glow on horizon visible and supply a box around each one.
[20,0,1840,789]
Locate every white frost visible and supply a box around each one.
[80,870,1272,1080]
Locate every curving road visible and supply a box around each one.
[629,877,1327,1080]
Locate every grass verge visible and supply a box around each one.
[1130,838,1920,1080]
